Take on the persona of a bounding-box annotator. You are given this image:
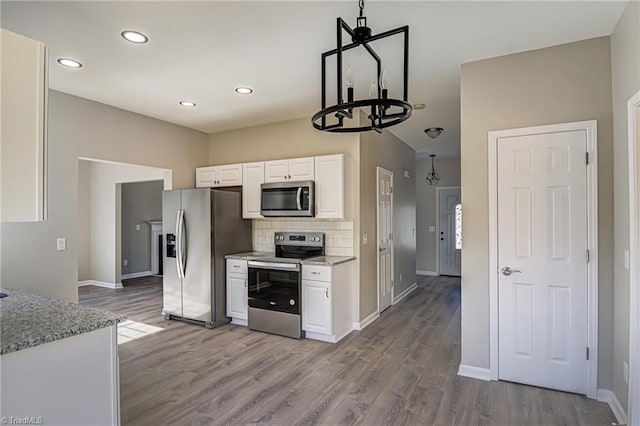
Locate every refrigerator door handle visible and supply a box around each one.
[296,187,302,210]
[176,209,185,278]
[180,209,187,277]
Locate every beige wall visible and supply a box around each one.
[415,157,460,273]
[360,125,416,319]
[460,37,614,388]
[610,0,640,411]
[0,90,208,302]
[121,180,163,276]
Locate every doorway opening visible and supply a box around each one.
[376,167,394,314]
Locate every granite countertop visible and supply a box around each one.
[301,256,356,266]
[0,289,126,355]
[225,251,272,260]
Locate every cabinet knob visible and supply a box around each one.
[288,175,291,179]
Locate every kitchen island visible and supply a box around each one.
[0,289,125,425]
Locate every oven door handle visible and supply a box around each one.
[248,261,300,271]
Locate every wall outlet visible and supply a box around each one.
[362,234,368,245]
[624,361,629,384]
[136,224,141,231]
[56,238,66,251]
[429,226,435,232]
[123,259,128,267]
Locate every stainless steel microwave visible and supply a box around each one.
[260,181,314,217]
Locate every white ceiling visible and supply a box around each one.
[1,1,627,158]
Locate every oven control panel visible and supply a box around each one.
[274,232,324,247]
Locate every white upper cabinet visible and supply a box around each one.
[315,154,351,219]
[196,164,242,188]
[242,162,264,219]
[264,157,314,183]
[1,29,48,222]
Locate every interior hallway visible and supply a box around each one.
[79,275,615,425]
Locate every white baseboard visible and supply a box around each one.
[417,270,438,276]
[353,311,379,331]
[78,280,123,289]
[597,389,627,424]
[393,282,417,304]
[457,364,492,381]
[121,271,153,280]
[230,318,247,327]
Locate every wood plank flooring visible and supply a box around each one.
[79,275,616,426]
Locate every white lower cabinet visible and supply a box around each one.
[226,259,248,325]
[302,261,354,343]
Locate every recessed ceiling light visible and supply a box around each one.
[179,101,196,107]
[121,30,149,44]
[235,86,253,95]
[57,58,82,68]
[413,103,426,110]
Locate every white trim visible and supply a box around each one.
[457,364,492,381]
[393,282,417,304]
[628,89,640,425]
[417,270,438,276]
[488,120,599,398]
[78,280,123,289]
[597,389,627,425]
[353,311,379,331]
[230,318,248,327]
[305,329,353,343]
[121,270,153,280]
[376,167,394,313]
[436,186,461,277]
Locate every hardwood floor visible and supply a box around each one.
[79,275,615,426]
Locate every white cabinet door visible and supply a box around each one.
[1,29,47,222]
[315,154,344,219]
[302,280,332,334]
[288,157,315,181]
[226,272,248,320]
[242,162,264,218]
[217,164,242,186]
[264,160,289,182]
[196,166,217,187]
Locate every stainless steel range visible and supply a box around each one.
[247,232,324,339]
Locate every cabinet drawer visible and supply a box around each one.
[302,265,331,282]
[227,259,247,274]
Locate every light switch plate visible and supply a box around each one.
[624,361,629,384]
[136,224,141,231]
[429,226,435,232]
[56,238,66,251]
[362,234,368,245]
[625,249,630,270]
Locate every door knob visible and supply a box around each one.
[501,266,521,276]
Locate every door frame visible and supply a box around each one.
[487,120,598,398]
[628,89,640,424]
[376,167,394,312]
[435,186,461,276]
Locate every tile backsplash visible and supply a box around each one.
[253,220,354,256]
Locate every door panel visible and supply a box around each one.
[227,273,247,319]
[162,190,182,316]
[302,280,331,334]
[377,168,393,312]
[264,160,288,182]
[498,130,588,394]
[438,188,461,276]
[288,157,314,180]
[180,189,212,322]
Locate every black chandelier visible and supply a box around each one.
[311,0,412,133]
[425,154,440,185]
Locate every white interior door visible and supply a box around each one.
[497,130,588,394]
[377,167,393,313]
[438,187,461,276]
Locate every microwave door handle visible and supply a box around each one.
[296,187,302,210]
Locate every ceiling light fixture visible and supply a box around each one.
[425,154,440,185]
[179,101,196,107]
[57,58,82,68]
[425,127,444,139]
[235,86,253,95]
[121,30,149,44]
[311,0,412,133]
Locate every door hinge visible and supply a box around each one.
[587,347,590,360]
[586,152,589,165]
[586,249,590,263]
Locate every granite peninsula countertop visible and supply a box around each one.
[301,256,356,266]
[0,289,126,355]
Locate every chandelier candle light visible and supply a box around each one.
[312,0,412,133]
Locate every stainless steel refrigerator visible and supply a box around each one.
[162,188,251,328]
